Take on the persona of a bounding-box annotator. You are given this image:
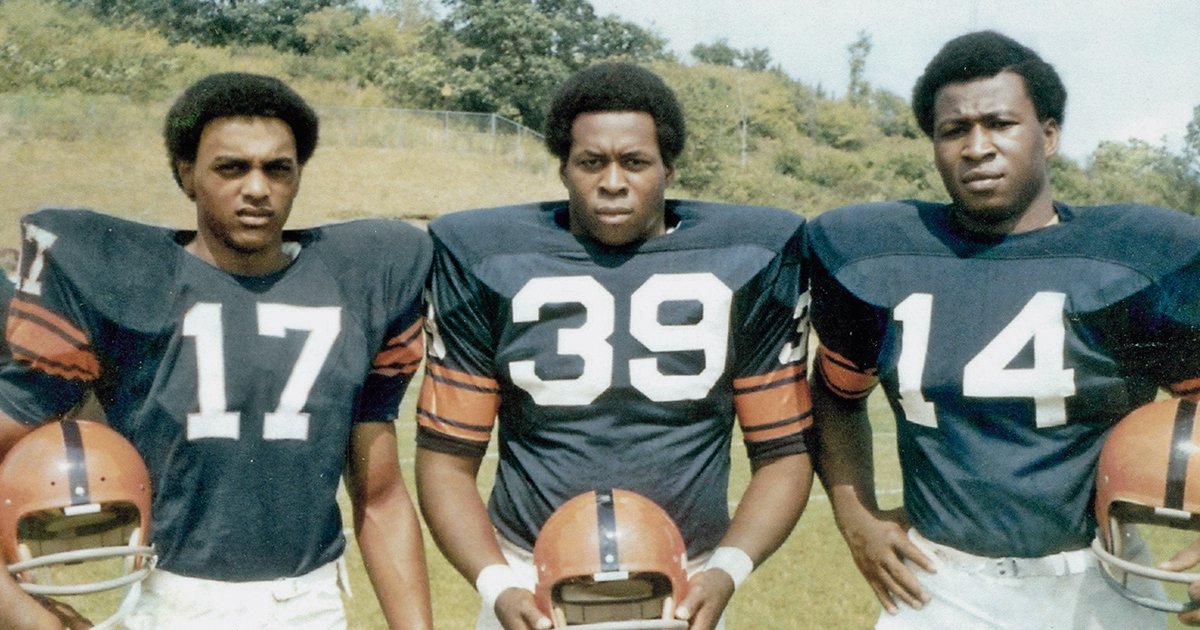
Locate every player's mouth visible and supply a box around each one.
[236,207,275,227]
[961,170,1003,193]
[593,207,633,224]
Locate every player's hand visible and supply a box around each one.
[494,587,551,630]
[31,595,93,630]
[673,568,735,630]
[838,506,934,615]
[1158,535,1200,625]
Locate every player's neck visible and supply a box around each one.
[183,236,295,277]
[953,193,1058,237]
[1008,197,1059,233]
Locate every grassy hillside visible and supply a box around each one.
[0,96,562,249]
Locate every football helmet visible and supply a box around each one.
[533,489,689,629]
[1093,398,1200,612]
[0,420,156,629]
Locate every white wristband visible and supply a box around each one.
[704,546,754,590]
[475,564,530,612]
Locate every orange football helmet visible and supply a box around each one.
[533,489,689,629]
[1093,398,1200,612]
[0,420,155,629]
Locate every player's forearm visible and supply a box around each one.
[0,414,34,458]
[356,491,433,630]
[414,447,507,582]
[720,452,813,565]
[0,422,61,630]
[810,376,881,521]
[0,571,63,630]
[347,423,433,629]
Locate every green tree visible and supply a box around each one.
[297,6,363,57]
[438,0,667,128]
[60,0,361,53]
[846,30,871,105]
[691,39,773,71]
[739,47,772,72]
[1078,140,1199,214]
[692,39,739,67]
[1185,104,1200,176]
[870,89,919,138]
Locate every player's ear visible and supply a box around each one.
[664,161,675,187]
[1041,118,1060,159]
[176,160,197,201]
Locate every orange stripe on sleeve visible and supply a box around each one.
[6,298,99,382]
[817,345,877,400]
[416,362,500,443]
[734,364,812,442]
[1169,378,1200,401]
[371,319,425,377]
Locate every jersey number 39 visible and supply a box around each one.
[510,273,731,406]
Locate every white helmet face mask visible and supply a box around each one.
[0,420,156,629]
[1093,398,1200,613]
[534,489,690,629]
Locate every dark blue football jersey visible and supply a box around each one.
[417,200,811,556]
[0,208,431,580]
[808,200,1200,557]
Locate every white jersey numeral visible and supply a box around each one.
[510,276,615,406]
[509,273,733,406]
[778,291,812,365]
[894,293,938,427]
[183,303,241,439]
[17,223,58,296]
[963,292,1076,427]
[630,274,731,402]
[258,304,342,440]
[183,302,341,441]
[894,291,1076,429]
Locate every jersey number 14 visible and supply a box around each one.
[895,291,1076,428]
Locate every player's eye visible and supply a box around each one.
[936,123,968,139]
[265,162,296,178]
[215,162,248,176]
[576,157,604,170]
[622,157,650,170]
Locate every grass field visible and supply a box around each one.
[343,388,1200,629]
[6,97,1199,629]
[360,386,902,629]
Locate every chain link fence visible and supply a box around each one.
[0,95,551,169]
[318,106,550,169]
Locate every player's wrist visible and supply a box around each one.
[703,546,754,591]
[475,564,531,611]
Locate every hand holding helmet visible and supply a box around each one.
[533,489,689,629]
[0,420,155,630]
[1093,398,1200,613]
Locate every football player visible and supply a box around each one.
[807,30,1200,629]
[414,62,814,630]
[0,72,433,629]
